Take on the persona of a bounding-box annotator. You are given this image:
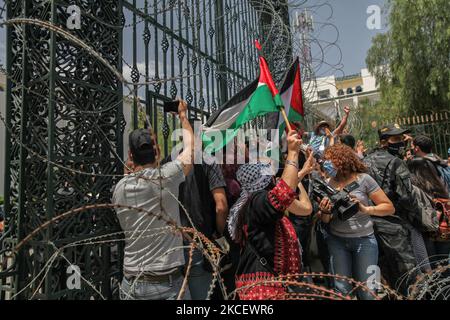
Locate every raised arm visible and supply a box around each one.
[254,131,302,224]
[176,100,194,176]
[280,130,302,189]
[288,152,315,216]
[333,106,350,136]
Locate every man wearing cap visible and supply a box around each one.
[112,100,194,300]
[364,123,425,295]
[306,106,351,157]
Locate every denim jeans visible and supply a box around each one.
[120,273,191,300]
[325,231,379,300]
[186,248,213,300]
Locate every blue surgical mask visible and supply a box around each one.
[319,129,326,136]
[323,160,337,178]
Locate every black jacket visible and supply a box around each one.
[364,148,423,227]
[364,148,421,295]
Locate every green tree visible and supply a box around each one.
[366,0,450,115]
[354,99,391,149]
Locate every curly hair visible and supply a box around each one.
[324,144,367,176]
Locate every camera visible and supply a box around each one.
[312,178,360,221]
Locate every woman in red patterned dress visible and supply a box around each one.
[228,131,314,300]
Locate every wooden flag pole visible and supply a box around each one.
[280,107,292,132]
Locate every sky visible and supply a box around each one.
[0,0,389,79]
[292,0,389,77]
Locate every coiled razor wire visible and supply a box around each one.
[0,0,448,300]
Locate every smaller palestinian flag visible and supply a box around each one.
[202,55,283,153]
[278,57,305,133]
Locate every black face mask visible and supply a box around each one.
[387,142,406,157]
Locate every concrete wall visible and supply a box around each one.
[361,68,378,92]
[305,75,337,101]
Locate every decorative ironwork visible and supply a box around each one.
[186,89,193,104]
[142,27,151,44]
[131,66,140,84]
[1,0,124,299]
[161,34,170,53]
[177,45,184,61]
[170,81,178,99]
[1,0,292,300]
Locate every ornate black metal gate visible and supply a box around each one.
[1,0,124,300]
[1,0,291,299]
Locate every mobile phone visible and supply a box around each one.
[163,100,180,113]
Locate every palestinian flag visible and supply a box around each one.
[202,55,283,153]
[278,57,305,133]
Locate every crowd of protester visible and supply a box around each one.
[112,100,450,300]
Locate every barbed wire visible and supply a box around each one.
[0,0,448,301]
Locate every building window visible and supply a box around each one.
[337,89,344,96]
[318,89,330,100]
[356,86,363,93]
[346,88,353,95]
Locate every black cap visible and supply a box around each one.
[378,123,410,140]
[129,129,156,165]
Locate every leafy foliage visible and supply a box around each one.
[354,99,388,149]
[366,0,450,115]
